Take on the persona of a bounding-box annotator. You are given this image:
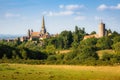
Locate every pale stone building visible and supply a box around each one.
[20,16,50,42]
[99,22,105,37]
[84,21,107,40]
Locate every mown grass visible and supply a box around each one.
[0,63,120,80]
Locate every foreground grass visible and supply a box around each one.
[0,63,120,80]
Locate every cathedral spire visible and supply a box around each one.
[42,16,45,28]
[40,16,46,34]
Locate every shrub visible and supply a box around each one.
[101,53,113,61]
[112,42,120,54]
[96,37,113,50]
[47,55,57,61]
[64,52,77,60]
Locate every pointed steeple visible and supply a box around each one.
[40,16,46,34]
[42,16,45,28]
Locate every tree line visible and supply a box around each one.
[0,26,120,65]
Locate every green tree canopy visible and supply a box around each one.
[112,42,120,54]
[60,30,73,49]
[113,36,120,44]
[90,31,96,35]
[96,37,113,50]
[46,45,56,55]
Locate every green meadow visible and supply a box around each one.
[0,63,120,80]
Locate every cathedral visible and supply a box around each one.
[20,16,50,42]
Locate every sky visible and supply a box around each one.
[0,0,120,35]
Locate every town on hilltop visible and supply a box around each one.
[0,16,120,66]
[21,16,111,42]
[2,16,111,42]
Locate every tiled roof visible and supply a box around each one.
[31,32,40,37]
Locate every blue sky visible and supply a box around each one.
[0,0,120,35]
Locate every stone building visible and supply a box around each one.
[99,21,105,37]
[84,21,108,39]
[20,16,50,42]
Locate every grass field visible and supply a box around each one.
[0,63,120,80]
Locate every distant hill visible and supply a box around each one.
[0,34,24,40]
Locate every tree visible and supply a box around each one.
[72,26,86,49]
[101,53,120,63]
[96,37,113,50]
[47,55,57,61]
[113,36,120,44]
[74,46,99,61]
[2,54,7,60]
[46,37,58,49]
[64,52,77,60]
[21,49,27,60]
[12,50,17,59]
[90,31,96,35]
[80,38,97,48]
[101,53,113,61]
[80,46,98,59]
[109,31,119,39]
[16,55,20,60]
[60,30,73,49]
[71,41,79,49]
[46,45,56,55]
[112,42,120,54]
[17,37,21,45]
[73,38,99,61]
[57,37,64,49]
[107,29,112,34]
[75,26,79,34]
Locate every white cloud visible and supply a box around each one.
[42,4,85,17]
[65,4,84,10]
[116,4,120,9]
[59,4,84,10]
[5,13,21,18]
[97,4,108,11]
[44,11,74,16]
[97,3,120,11]
[59,5,64,9]
[74,16,86,20]
[110,4,120,10]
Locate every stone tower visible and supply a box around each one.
[99,21,105,37]
[40,16,46,34]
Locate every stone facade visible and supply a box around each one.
[84,21,107,40]
[20,16,50,42]
[99,22,105,37]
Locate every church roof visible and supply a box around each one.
[31,32,40,37]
